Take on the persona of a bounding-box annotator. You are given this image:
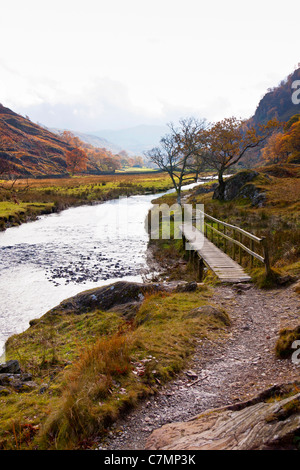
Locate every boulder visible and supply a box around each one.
[47,281,164,315]
[146,382,300,450]
[0,360,21,374]
[213,170,266,206]
[175,281,198,293]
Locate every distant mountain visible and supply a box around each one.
[0,104,71,176]
[252,66,300,126]
[50,128,123,154]
[91,124,168,155]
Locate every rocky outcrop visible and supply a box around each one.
[45,280,200,317]
[213,170,266,206]
[46,281,162,316]
[146,382,300,450]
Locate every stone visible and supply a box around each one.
[0,386,11,396]
[145,383,300,450]
[213,170,266,206]
[0,360,21,374]
[175,281,198,293]
[47,281,164,315]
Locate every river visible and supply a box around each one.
[0,180,205,355]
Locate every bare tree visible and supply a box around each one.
[146,117,207,205]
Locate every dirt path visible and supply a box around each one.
[101,282,300,450]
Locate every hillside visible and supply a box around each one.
[0,105,141,177]
[252,66,300,126]
[50,128,123,155]
[0,104,72,176]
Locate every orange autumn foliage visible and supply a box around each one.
[261,115,300,165]
[65,147,88,175]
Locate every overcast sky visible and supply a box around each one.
[0,0,299,132]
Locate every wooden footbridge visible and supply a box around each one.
[179,209,271,283]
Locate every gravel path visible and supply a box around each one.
[101,281,300,450]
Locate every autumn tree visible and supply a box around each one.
[146,117,207,205]
[203,117,279,199]
[65,148,88,175]
[261,115,300,165]
[261,132,289,164]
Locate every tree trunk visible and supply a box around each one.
[213,170,226,200]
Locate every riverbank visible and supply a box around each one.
[0,172,177,232]
[0,166,299,450]
[0,279,230,449]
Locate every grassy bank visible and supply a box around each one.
[0,284,229,449]
[148,164,300,286]
[0,172,177,231]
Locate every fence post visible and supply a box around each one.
[198,257,204,281]
[261,237,271,276]
[232,229,236,260]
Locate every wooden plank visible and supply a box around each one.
[179,224,251,283]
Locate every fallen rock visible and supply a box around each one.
[146,383,300,450]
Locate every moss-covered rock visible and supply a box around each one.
[213,170,267,206]
[186,305,231,326]
[47,281,163,316]
[275,325,300,359]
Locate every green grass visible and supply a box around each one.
[1,285,229,450]
[0,172,178,231]
[186,166,300,279]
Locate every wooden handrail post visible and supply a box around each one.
[250,239,254,268]
[261,236,271,276]
[198,257,204,281]
[232,229,236,260]
[239,232,242,264]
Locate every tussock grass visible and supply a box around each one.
[1,286,229,449]
[187,165,300,282]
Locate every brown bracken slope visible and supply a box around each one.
[0,104,72,176]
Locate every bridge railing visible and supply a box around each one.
[193,209,271,275]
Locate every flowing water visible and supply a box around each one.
[0,181,207,355]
